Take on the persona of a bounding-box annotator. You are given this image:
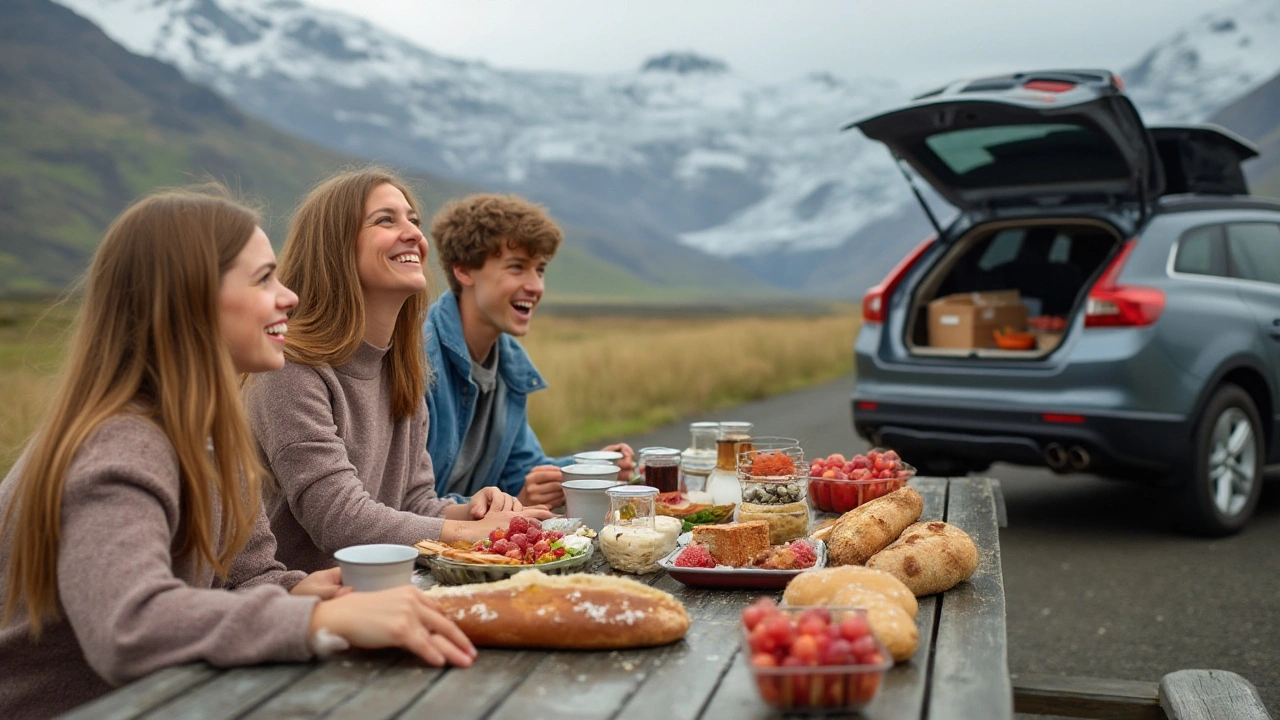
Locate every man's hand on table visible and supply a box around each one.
[518,465,566,507]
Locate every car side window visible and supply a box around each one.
[1227,223,1280,285]
[1174,225,1227,277]
[977,229,1022,271]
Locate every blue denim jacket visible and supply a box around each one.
[425,291,570,501]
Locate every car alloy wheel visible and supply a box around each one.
[1206,407,1256,518]
[1179,383,1264,536]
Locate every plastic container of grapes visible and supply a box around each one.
[741,606,893,712]
[807,463,916,514]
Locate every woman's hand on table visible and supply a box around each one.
[290,567,352,600]
[310,586,477,667]
[518,466,565,506]
[440,507,558,544]
[464,486,522,519]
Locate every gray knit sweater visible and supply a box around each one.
[0,414,317,720]
[244,342,455,573]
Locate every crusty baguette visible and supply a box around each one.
[866,521,978,596]
[781,565,918,617]
[423,569,690,649]
[827,487,924,566]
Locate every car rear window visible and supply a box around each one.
[922,123,1129,187]
[1227,223,1280,285]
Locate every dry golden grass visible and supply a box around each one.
[524,312,859,455]
[0,300,859,473]
[0,300,76,474]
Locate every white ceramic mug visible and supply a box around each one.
[562,477,624,532]
[573,450,624,466]
[333,544,418,592]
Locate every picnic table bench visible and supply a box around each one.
[62,476,1013,720]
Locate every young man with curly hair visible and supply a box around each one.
[425,194,634,507]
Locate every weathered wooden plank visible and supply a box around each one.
[1013,673,1164,720]
[395,650,544,720]
[612,576,758,720]
[323,655,445,720]
[697,647,773,720]
[60,664,218,720]
[134,664,312,720]
[862,475,948,720]
[1159,669,1271,720]
[239,651,403,719]
[989,477,1008,529]
[928,476,1013,720]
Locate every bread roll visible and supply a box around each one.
[781,565,918,617]
[828,586,919,662]
[866,521,978,596]
[423,569,690,649]
[827,487,924,566]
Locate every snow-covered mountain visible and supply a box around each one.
[1123,0,1280,123]
[51,0,1280,266]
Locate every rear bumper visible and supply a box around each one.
[852,399,1190,475]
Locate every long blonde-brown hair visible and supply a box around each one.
[2,187,266,636]
[278,168,430,420]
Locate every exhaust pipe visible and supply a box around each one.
[1067,446,1091,472]
[1044,443,1069,472]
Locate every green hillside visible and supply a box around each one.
[0,0,668,300]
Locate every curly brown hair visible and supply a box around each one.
[430,193,563,295]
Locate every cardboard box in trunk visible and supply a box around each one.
[928,290,1029,349]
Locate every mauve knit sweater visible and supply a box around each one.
[244,342,455,573]
[0,414,318,720]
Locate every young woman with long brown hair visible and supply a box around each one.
[244,168,550,572]
[0,188,476,720]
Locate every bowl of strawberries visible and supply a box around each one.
[741,598,892,711]
[806,449,915,514]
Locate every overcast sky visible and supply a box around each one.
[305,0,1235,91]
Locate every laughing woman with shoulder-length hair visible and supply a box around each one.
[0,187,476,720]
[244,167,551,573]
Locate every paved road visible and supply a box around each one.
[606,373,1280,712]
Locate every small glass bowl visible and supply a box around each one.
[741,606,893,712]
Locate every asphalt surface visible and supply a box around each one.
[604,372,1280,712]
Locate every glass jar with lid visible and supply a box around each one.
[681,422,718,493]
[599,485,680,574]
[638,446,681,494]
[705,421,755,505]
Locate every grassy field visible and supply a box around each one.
[0,300,859,472]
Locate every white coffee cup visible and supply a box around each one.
[573,450,625,466]
[562,475,624,532]
[333,544,418,592]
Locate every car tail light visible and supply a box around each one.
[1024,79,1076,93]
[1110,73,1125,91]
[862,237,934,324]
[1085,239,1165,328]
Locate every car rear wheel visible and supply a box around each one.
[1177,384,1264,536]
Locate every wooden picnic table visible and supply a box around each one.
[63,476,1011,720]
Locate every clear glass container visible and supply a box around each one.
[605,484,657,531]
[681,422,720,494]
[638,447,682,494]
[706,436,746,505]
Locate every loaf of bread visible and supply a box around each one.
[828,586,919,662]
[781,565,918,617]
[691,521,770,568]
[423,569,690,649]
[827,487,924,566]
[866,521,978,596]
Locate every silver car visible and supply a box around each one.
[847,69,1276,535]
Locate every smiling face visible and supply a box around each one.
[356,183,428,302]
[454,243,548,349]
[218,227,298,374]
